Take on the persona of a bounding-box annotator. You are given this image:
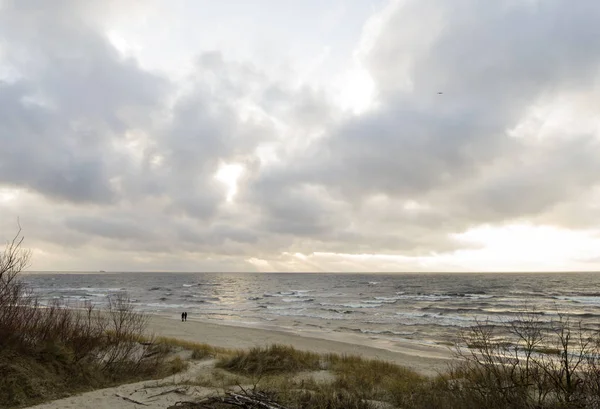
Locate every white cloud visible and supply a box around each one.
[1,0,600,272]
[215,162,244,202]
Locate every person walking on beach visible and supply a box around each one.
[181,312,185,322]
[184,312,188,321]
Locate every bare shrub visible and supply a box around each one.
[0,226,33,349]
[101,292,156,375]
[0,228,170,407]
[0,225,30,291]
[450,312,600,409]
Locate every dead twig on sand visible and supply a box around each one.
[147,387,188,398]
[168,390,290,409]
[225,392,288,409]
[115,393,149,406]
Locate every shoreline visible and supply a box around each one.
[147,314,453,376]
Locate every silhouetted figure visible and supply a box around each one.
[181,312,185,322]
[184,312,188,321]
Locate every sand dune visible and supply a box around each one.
[28,359,219,409]
[27,314,453,409]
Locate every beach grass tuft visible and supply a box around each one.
[216,344,323,375]
[153,336,231,359]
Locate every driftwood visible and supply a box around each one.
[115,393,149,406]
[222,392,288,409]
[167,390,290,409]
[147,387,188,398]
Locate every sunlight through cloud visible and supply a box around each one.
[214,162,244,202]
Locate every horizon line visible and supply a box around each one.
[22,270,600,274]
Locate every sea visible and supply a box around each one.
[21,272,600,349]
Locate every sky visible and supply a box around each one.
[1,0,600,273]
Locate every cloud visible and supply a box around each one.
[1,0,600,271]
[243,0,600,254]
[0,0,167,203]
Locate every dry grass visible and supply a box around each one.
[326,354,427,405]
[0,229,186,408]
[217,345,323,376]
[154,336,231,360]
[195,368,250,389]
[210,340,600,409]
[213,345,433,408]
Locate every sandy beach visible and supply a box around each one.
[27,314,453,409]
[148,314,453,375]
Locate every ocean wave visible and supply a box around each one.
[263,309,349,320]
[282,298,314,303]
[85,292,108,298]
[49,287,124,293]
[562,292,600,297]
[201,296,221,302]
[396,294,453,301]
[382,293,495,302]
[321,307,355,314]
[142,302,194,309]
[320,302,383,309]
[420,306,488,314]
[506,291,547,298]
[555,296,600,306]
[360,329,416,336]
[571,312,600,319]
[264,291,314,298]
[372,297,401,304]
[393,311,509,327]
[263,304,307,311]
[336,326,414,336]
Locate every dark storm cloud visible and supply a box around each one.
[0,0,167,203]
[0,80,116,203]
